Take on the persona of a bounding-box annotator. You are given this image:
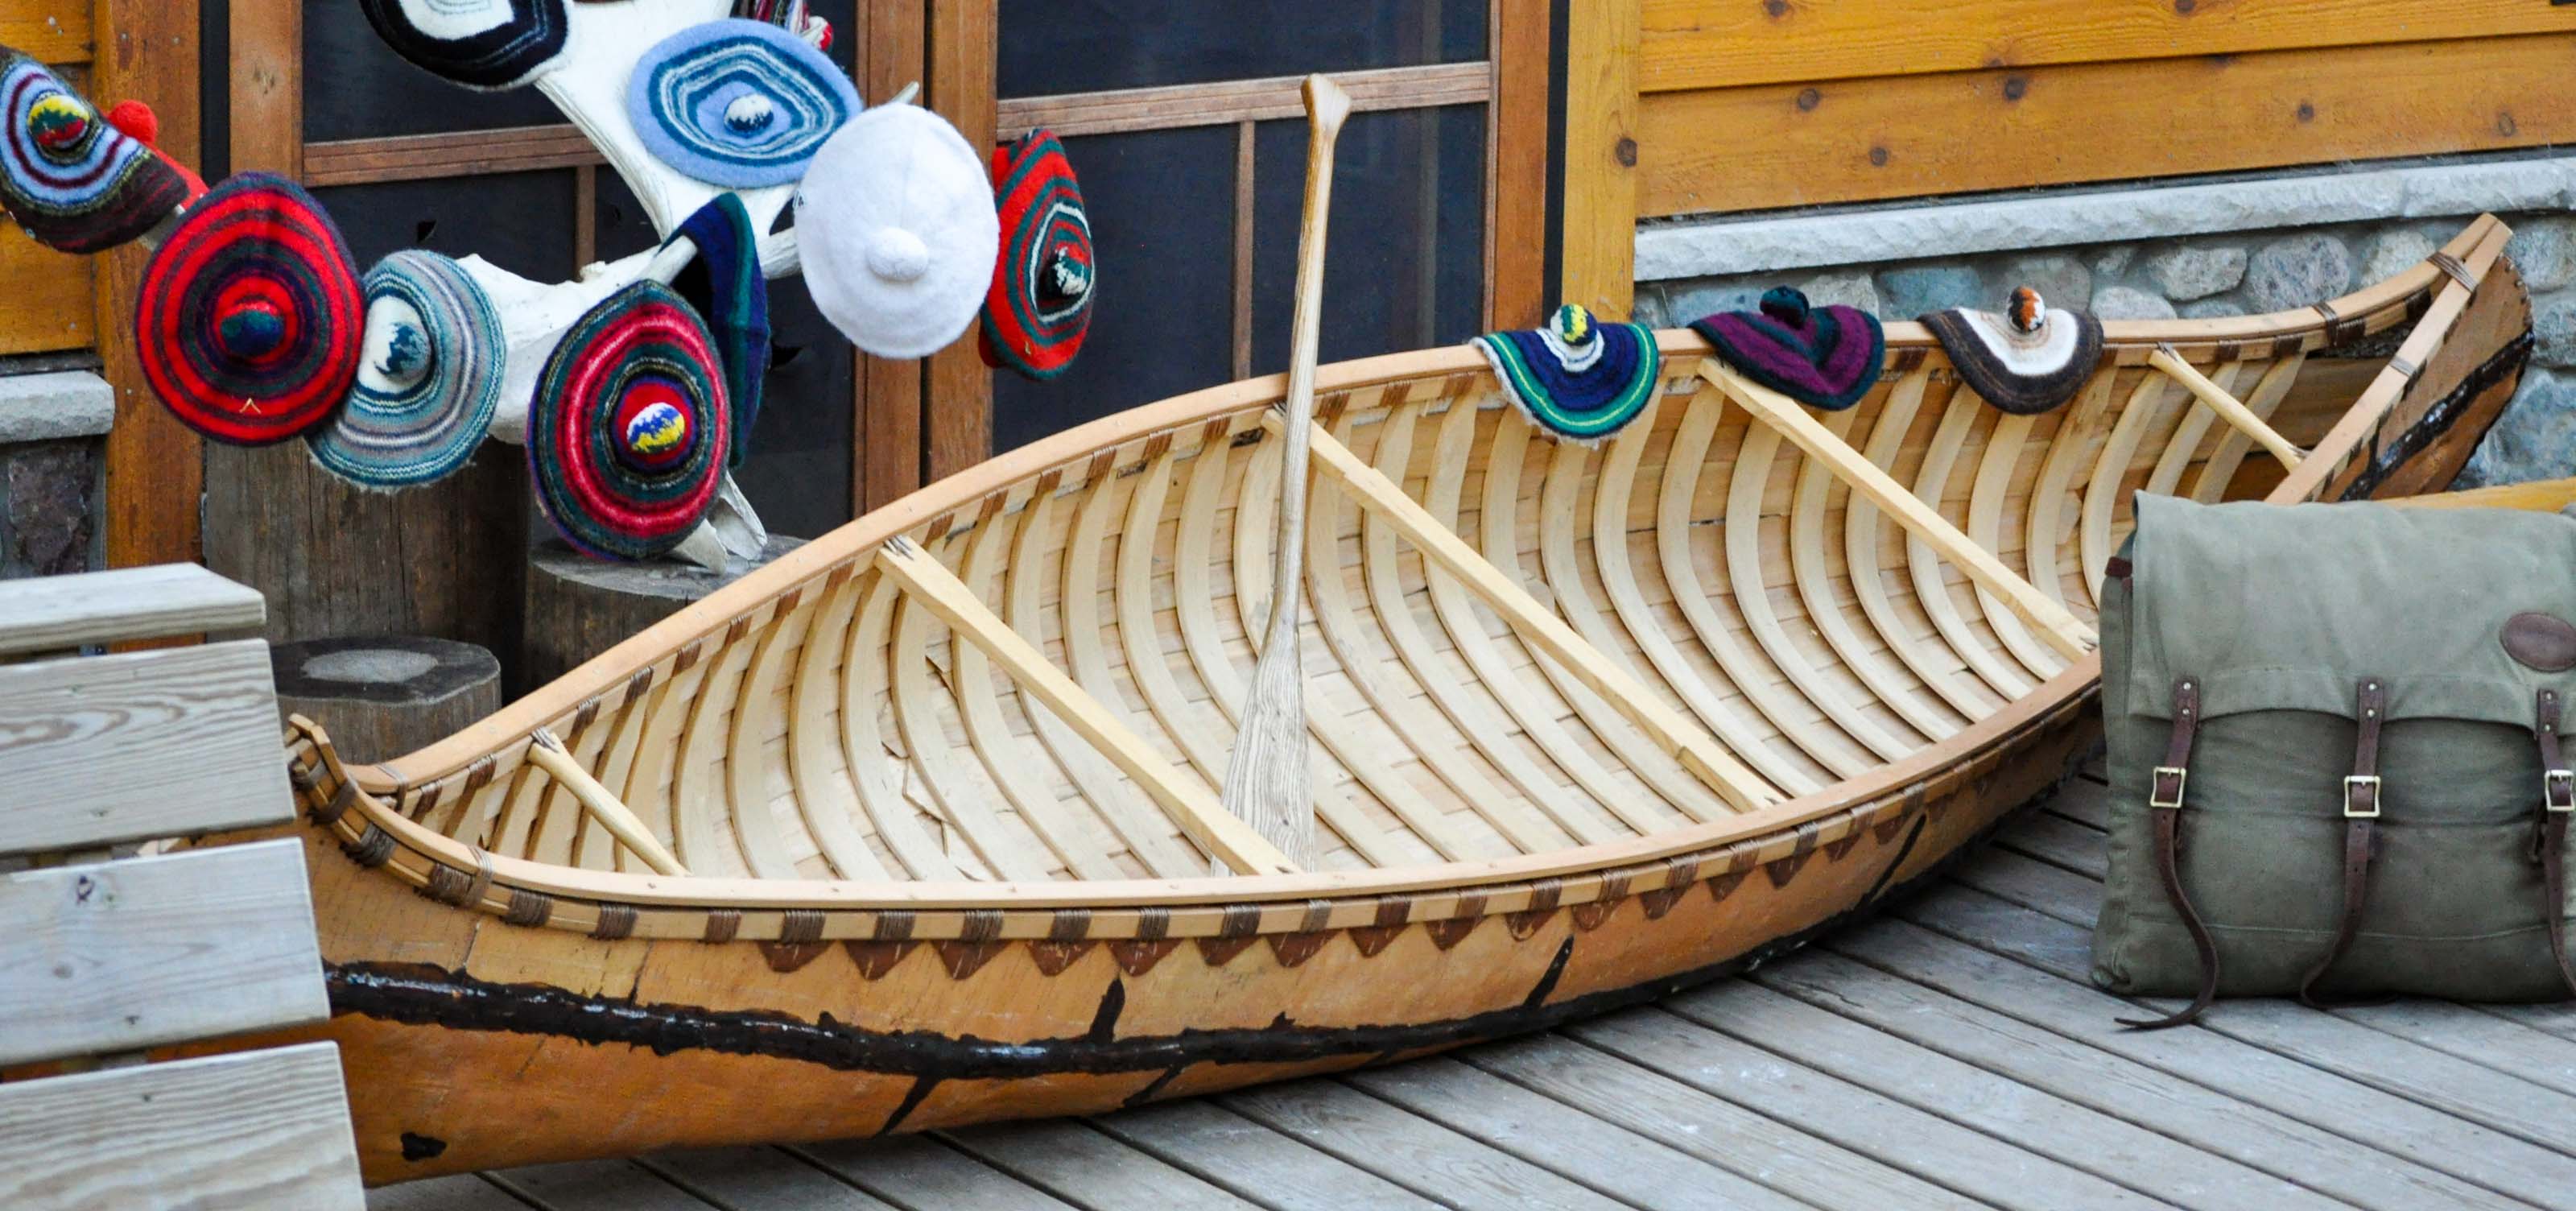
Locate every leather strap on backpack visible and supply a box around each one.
[2534,689,2576,999]
[2123,676,2218,1031]
[2300,678,2386,1008]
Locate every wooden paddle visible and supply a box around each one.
[1218,74,1351,871]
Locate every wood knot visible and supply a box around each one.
[1613,136,1637,167]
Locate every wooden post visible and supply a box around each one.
[1488,0,1552,329]
[1560,0,1638,321]
[93,0,202,571]
[521,535,805,692]
[269,635,502,766]
[855,0,930,514]
[924,0,997,483]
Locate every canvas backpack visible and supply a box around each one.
[2094,494,2576,1027]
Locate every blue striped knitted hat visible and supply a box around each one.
[307,250,504,489]
[1468,305,1662,444]
[627,19,858,188]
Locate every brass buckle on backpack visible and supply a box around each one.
[2343,775,2383,819]
[2149,767,2187,809]
[2547,769,2574,814]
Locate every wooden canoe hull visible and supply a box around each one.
[165,217,2533,1185]
[245,688,2091,1181]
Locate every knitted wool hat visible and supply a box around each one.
[627,19,857,188]
[977,128,1093,380]
[797,103,999,359]
[1689,287,1885,411]
[1920,287,2104,415]
[307,250,505,489]
[664,192,768,465]
[1469,304,1662,445]
[134,172,363,446]
[359,0,569,92]
[0,49,191,254]
[527,281,730,561]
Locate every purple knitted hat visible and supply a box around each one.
[1689,287,1885,411]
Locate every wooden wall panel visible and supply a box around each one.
[1638,33,2576,218]
[1639,0,2576,93]
[93,0,201,572]
[0,2,93,64]
[0,229,93,354]
[1560,0,1638,320]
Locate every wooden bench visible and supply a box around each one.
[0,564,364,1209]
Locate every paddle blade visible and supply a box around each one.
[1217,630,1317,870]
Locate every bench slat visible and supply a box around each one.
[0,639,293,854]
[0,565,265,657]
[0,841,328,1066]
[0,1044,363,1209]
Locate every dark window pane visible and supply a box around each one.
[999,0,1486,97]
[306,2,861,141]
[315,172,578,282]
[992,126,1237,454]
[1251,104,1487,376]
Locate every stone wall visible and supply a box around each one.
[0,370,112,580]
[1632,159,2576,487]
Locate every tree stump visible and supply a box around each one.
[270,635,503,766]
[521,535,807,692]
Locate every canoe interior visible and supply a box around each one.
[334,217,2518,895]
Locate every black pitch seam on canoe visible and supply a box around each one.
[2337,328,2533,502]
[323,783,2057,1082]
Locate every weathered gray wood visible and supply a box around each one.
[641,1148,899,1211]
[522,535,803,692]
[939,1120,1264,1211]
[2079,748,2109,782]
[271,634,502,765]
[2478,1001,2576,1044]
[1564,1007,2172,1211]
[1222,1080,1630,1211]
[791,1136,1079,1211]
[484,1160,711,1210]
[366,1174,532,1211]
[1468,1034,1981,1211]
[1948,845,2107,930]
[0,564,263,657]
[1090,1101,1447,1211]
[2335,999,2576,1098]
[1992,809,2109,878]
[1894,886,2576,1205]
[0,640,295,854]
[1784,936,2517,1211]
[1343,1057,1811,1211]
[0,1044,361,1209]
[2043,775,2112,830]
[0,841,327,1066]
[1668,979,2318,1211]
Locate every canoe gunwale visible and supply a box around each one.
[287,214,2506,928]
[284,680,2095,937]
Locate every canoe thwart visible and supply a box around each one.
[1270,409,1778,813]
[2147,345,2304,472]
[873,535,1302,876]
[524,728,688,878]
[1699,362,2099,661]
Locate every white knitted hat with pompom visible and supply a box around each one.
[795,102,999,359]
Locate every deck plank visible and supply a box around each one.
[1667,979,2327,1211]
[643,1148,902,1210]
[1088,1101,1447,1211]
[1468,1033,1981,1211]
[1784,936,2522,1211]
[364,1175,532,1211]
[791,1136,1080,1211]
[1893,887,2576,1206]
[1564,1007,2174,1211]
[939,1119,1265,1210]
[1223,1080,1634,1210]
[485,1160,718,1210]
[1344,1056,1812,1211]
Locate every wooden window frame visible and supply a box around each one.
[227,0,1549,519]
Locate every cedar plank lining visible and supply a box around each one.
[1639,0,2576,93]
[1640,32,2576,217]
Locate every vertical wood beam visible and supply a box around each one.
[1560,0,1637,321]
[1488,0,1550,329]
[923,0,996,482]
[856,0,927,512]
[93,0,204,570]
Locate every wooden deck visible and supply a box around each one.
[365,756,2576,1211]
